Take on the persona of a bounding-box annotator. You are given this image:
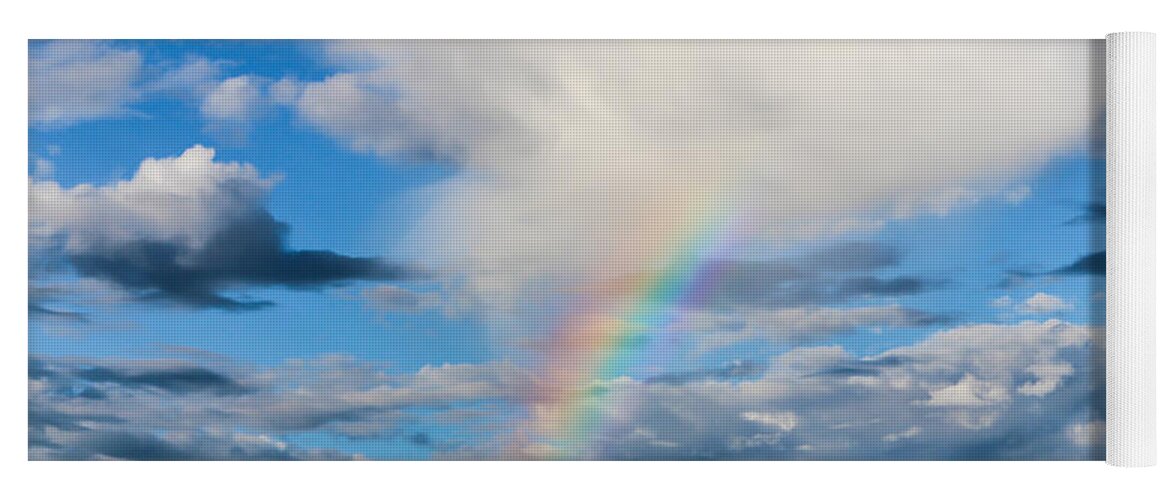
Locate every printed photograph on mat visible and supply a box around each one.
[28,40,1106,460]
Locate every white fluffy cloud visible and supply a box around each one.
[626,319,1099,459]
[29,146,410,310]
[992,292,1074,316]
[268,77,303,106]
[29,145,276,253]
[924,373,1010,407]
[201,75,265,123]
[1021,292,1072,314]
[29,41,142,127]
[294,40,1104,304]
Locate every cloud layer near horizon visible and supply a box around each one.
[30,318,1101,460]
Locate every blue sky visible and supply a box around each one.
[29,40,1106,460]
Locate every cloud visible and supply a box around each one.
[644,360,764,385]
[29,43,280,131]
[29,146,420,310]
[28,284,90,322]
[145,56,225,100]
[482,242,945,354]
[1052,251,1106,276]
[29,41,142,127]
[409,432,432,447]
[698,242,941,309]
[1019,292,1072,314]
[999,251,1107,288]
[436,319,1101,460]
[200,75,265,124]
[361,285,441,314]
[577,319,1102,460]
[1065,421,1106,448]
[705,267,934,310]
[686,304,945,349]
[440,241,943,350]
[70,364,250,396]
[31,157,55,178]
[28,303,87,322]
[29,354,534,460]
[1004,185,1032,204]
[30,318,1103,460]
[268,77,304,106]
[29,425,356,461]
[562,242,938,324]
[293,40,1104,307]
[793,241,901,273]
[1018,362,1075,397]
[924,373,1010,407]
[741,411,799,431]
[1064,203,1106,225]
[882,426,922,443]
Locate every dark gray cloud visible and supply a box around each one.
[796,241,901,272]
[409,432,432,446]
[1064,203,1106,225]
[704,242,941,309]
[27,285,88,322]
[1052,251,1106,276]
[28,303,87,322]
[29,146,423,312]
[998,250,1107,288]
[67,211,419,310]
[30,426,355,461]
[808,355,908,378]
[644,360,765,385]
[71,365,250,396]
[835,276,929,297]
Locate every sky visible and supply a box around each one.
[28,40,1106,460]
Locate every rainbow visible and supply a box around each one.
[524,191,749,459]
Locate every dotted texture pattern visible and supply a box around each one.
[1106,31,1157,467]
